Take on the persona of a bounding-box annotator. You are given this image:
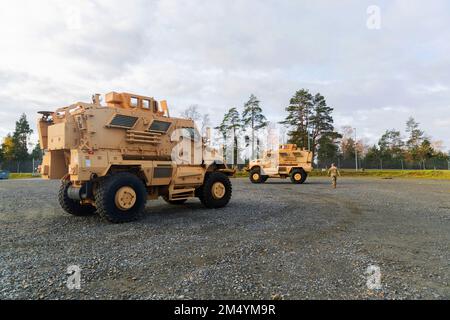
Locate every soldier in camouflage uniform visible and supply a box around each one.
[327,163,341,189]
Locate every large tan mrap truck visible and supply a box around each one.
[247,144,313,184]
[38,92,234,223]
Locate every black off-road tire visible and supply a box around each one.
[58,180,96,216]
[198,172,232,208]
[290,168,307,184]
[94,173,147,223]
[249,168,263,184]
[162,196,187,205]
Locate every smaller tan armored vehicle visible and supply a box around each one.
[247,144,313,184]
[38,92,234,223]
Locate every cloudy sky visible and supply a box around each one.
[1,0,449,149]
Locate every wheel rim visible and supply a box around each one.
[294,173,302,181]
[252,173,260,181]
[211,182,226,199]
[115,186,137,211]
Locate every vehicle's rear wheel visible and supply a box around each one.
[94,173,147,223]
[198,172,232,208]
[58,180,96,216]
[249,168,263,183]
[290,168,307,184]
[162,196,187,205]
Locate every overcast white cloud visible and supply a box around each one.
[0,0,449,149]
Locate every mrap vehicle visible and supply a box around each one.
[38,92,233,223]
[247,144,313,184]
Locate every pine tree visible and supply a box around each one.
[12,113,33,172]
[279,89,313,150]
[281,89,338,160]
[317,132,342,167]
[417,139,434,169]
[378,129,404,160]
[241,94,268,160]
[309,93,336,159]
[31,142,43,161]
[215,108,242,166]
[405,117,424,162]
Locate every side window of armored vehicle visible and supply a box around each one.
[130,97,139,108]
[142,99,150,109]
[109,114,139,129]
[148,120,171,132]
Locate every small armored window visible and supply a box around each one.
[153,101,159,113]
[148,120,171,132]
[130,97,139,107]
[142,99,150,109]
[108,114,138,128]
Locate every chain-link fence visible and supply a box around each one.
[0,159,41,173]
[318,158,450,170]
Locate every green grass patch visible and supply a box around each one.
[234,170,250,178]
[8,173,42,179]
[310,169,450,179]
[233,169,450,180]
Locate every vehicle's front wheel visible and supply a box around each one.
[58,180,96,216]
[290,168,307,184]
[198,172,232,208]
[249,168,263,184]
[94,173,147,223]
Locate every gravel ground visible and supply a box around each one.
[0,177,449,300]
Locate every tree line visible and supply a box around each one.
[181,88,449,169]
[1,93,449,172]
[0,114,42,172]
[192,89,340,166]
[351,118,449,170]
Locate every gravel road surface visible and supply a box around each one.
[0,177,449,299]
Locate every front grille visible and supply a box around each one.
[109,115,138,128]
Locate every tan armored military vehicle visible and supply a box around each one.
[38,92,234,223]
[247,144,313,184]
